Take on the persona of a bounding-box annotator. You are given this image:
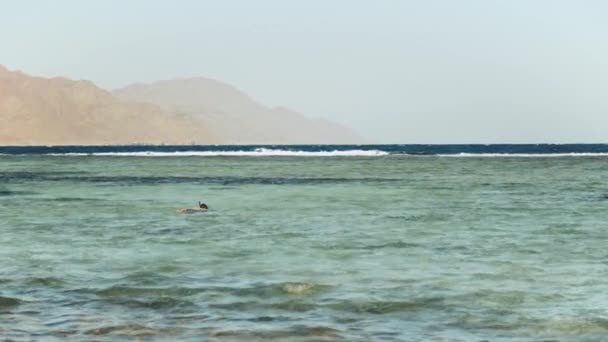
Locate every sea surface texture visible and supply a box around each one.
[1,144,608,341]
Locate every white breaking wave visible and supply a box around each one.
[437,153,608,157]
[47,148,389,157]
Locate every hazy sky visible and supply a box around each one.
[1,0,607,143]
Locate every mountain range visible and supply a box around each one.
[0,65,364,145]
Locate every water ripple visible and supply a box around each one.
[0,296,21,308]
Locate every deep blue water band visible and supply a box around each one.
[1,144,608,155]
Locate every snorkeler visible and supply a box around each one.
[177,202,209,213]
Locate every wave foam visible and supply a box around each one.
[48,148,389,157]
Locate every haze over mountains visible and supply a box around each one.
[114,78,363,144]
[0,65,363,145]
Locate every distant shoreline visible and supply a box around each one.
[0,143,606,147]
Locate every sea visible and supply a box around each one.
[1,144,608,341]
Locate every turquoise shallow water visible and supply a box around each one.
[1,155,608,341]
